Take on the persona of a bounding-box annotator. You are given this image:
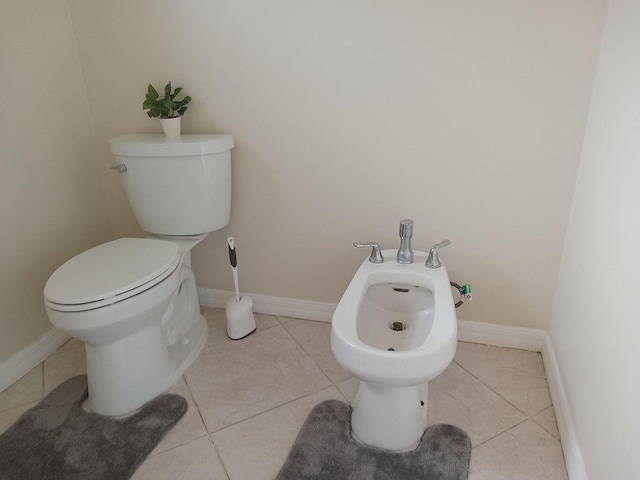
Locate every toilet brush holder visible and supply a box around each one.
[226,295,256,340]
[225,237,256,340]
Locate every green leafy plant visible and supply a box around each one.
[143,81,191,119]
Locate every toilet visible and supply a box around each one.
[44,133,233,417]
[330,249,457,451]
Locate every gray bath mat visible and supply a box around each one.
[0,375,187,480]
[276,400,471,480]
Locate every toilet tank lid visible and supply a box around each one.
[44,238,180,307]
[109,134,235,157]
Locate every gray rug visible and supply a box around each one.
[0,375,187,480]
[276,400,471,480]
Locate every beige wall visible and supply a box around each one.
[0,1,112,362]
[550,0,640,477]
[67,0,606,329]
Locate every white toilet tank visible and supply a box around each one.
[108,134,234,235]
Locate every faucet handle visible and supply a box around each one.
[426,239,450,268]
[354,242,384,264]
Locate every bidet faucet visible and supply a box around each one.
[396,219,414,264]
[426,239,450,268]
[354,242,384,264]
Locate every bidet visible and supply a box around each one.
[331,248,457,451]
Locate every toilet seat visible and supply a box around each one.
[44,238,180,312]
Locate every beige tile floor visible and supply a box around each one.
[0,307,568,479]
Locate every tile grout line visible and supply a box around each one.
[278,317,337,388]
[471,416,531,450]
[204,380,348,438]
[149,374,211,457]
[206,433,232,480]
[452,358,547,420]
[452,357,562,449]
[0,362,46,415]
[188,315,344,438]
[147,432,210,459]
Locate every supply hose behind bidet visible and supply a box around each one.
[450,282,472,308]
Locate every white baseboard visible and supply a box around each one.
[457,319,546,352]
[198,287,336,322]
[0,328,70,394]
[542,334,587,480]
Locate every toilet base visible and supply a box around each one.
[86,315,207,416]
[351,380,429,451]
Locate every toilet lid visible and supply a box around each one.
[44,238,181,309]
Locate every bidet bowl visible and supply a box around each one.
[331,250,457,387]
[356,282,435,351]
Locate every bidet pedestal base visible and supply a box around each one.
[351,381,429,452]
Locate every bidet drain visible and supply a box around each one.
[390,322,405,331]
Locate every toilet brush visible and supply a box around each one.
[225,237,256,340]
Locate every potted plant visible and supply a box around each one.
[143,81,191,137]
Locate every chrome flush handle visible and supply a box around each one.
[110,163,127,173]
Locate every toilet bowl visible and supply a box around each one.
[330,249,457,451]
[45,236,206,416]
[44,134,234,416]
